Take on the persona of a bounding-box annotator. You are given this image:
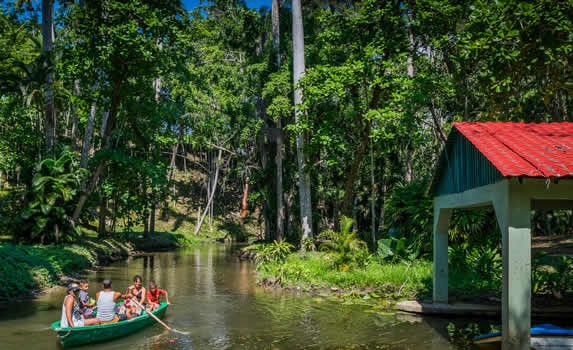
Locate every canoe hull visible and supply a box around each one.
[475,324,573,350]
[52,302,168,348]
[475,336,573,349]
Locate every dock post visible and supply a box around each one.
[496,190,531,350]
[433,207,451,304]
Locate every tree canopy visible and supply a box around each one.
[0,0,572,247]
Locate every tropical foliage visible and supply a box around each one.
[318,216,370,271]
[1,0,573,301]
[13,150,86,243]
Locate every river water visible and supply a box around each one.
[0,244,458,349]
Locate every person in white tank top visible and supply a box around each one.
[96,279,123,324]
[61,283,100,328]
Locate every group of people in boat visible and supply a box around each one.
[61,275,170,328]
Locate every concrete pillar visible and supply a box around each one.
[495,190,531,350]
[433,207,452,304]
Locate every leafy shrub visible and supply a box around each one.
[254,240,294,265]
[532,253,573,298]
[318,216,370,271]
[448,243,502,295]
[383,181,432,256]
[449,208,500,246]
[13,150,87,244]
[377,235,422,262]
[300,237,315,252]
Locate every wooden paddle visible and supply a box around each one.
[130,299,189,335]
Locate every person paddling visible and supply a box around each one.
[96,279,122,324]
[61,282,99,328]
[124,275,146,317]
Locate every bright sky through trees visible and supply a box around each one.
[182,0,271,10]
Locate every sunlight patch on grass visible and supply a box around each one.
[257,252,433,299]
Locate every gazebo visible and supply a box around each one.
[432,122,573,350]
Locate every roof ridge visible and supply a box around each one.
[482,124,548,177]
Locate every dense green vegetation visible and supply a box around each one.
[0,239,128,303]
[1,0,573,303]
[257,251,433,300]
[0,232,205,303]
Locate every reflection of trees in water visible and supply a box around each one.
[143,255,155,269]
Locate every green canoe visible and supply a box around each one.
[51,302,169,348]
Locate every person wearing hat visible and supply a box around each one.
[61,282,100,328]
[95,279,123,324]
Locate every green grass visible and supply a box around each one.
[119,231,207,251]
[0,239,132,303]
[257,251,504,302]
[257,252,434,300]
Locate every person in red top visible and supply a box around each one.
[146,281,169,312]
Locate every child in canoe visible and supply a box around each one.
[146,281,169,312]
[78,280,95,318]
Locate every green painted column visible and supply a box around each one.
[495,190,531,350]
[433,207,451,303]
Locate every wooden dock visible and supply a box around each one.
[396,300,499,317]
[396,300,573,319]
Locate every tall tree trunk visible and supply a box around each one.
[80,101,97,168]
[340,87,381,216]
[100,111,109,143]
[404,6,415,183]
[149,190,156,234]
[42,0,56,153]
[194,149,222,235]
[143,185,149,238]
[406,13,415,78]
[98,197,107,238]
[111,193,119,234]
[272,0,284,242]
[370,135,376,248]
[272,0,280,69]
[182,143,187,173]
[257,99,273,241]
[72,75,123,223]
[292,0,313,244]
[70,80,80,149]
[240,177,249,226]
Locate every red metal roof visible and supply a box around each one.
[453,122,573,178]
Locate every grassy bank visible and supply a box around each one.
[257,252,434,300]
[255,251,505,303]
[0,231,205,304]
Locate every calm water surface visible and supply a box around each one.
[0,245,458,349]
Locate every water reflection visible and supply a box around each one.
[0,245,455,349]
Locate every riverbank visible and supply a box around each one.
[253,242,573,309]
[255,251,435,301]
[0,231,204,304]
